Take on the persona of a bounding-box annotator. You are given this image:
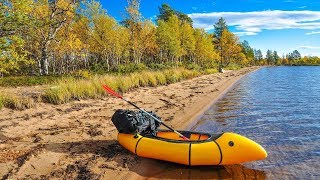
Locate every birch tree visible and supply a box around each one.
[32,0,77,75]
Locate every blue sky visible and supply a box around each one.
[102,0,320,57]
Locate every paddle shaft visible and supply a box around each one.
[123,98,187,139]
[102,85,190,141]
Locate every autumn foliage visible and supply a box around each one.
[0,0,256,77]
[1,0,317,77]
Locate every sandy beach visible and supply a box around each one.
[0,67,262,179]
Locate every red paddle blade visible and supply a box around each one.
[102,85,123,99]
[181,136,190,141]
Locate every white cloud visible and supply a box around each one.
[233,31,258,36]
[192,7,198,11]
[298,6,307,9]
[299,46,320,49]
[306,31,320,35]
[188,10,320,36]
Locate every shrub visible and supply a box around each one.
[115,63,147,74]
[148,63,168,70]
[72,70,92,79]
[186,63,202,71]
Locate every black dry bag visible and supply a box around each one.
[111,109,161,135]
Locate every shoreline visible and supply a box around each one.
[183,66,261,130]
[171,66,261,130]
[0,66,260,179]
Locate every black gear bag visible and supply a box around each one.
[111,109,161,135]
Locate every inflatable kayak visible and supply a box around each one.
[118,130,268,165]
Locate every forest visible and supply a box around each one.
[0,0,320,109]
[1,0,319,78]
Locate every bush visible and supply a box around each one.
[72,70,92,79]
[115,63,147,74]
[186,63,202,71]
[148,63,168,70]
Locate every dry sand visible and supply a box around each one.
[0,67,265,179]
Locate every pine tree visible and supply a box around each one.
[157,4,192,25]
[292,50,301,60]
[214,17,228,40]
[254,49,263,62]
[266,50,274,65]
[273,51,280,65]
[241,40,254,65]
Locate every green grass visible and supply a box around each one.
[0,76,60,87]
[0,67,221,108]
[43,68,214,105]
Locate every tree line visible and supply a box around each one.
[0,0,256,76]
[1,0,319,77]
[254,49,320,66]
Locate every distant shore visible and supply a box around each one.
[0,66,260,179]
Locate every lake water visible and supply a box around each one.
[189,66,320,179]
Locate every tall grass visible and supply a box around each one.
[0,92,35,110]
[43,68,211,105]
[0,68,220,109]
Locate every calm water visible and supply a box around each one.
[189,66,320,179]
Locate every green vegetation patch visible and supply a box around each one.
[0,76,60,87]
[43,68,215,105]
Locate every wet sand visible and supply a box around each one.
[0,67,259,179]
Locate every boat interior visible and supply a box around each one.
[155,130,213,141]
